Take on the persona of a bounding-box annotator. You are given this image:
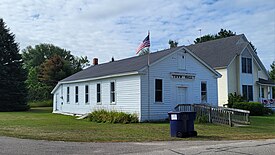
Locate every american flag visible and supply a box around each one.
[136,33,150,54]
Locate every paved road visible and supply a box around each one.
[0,136,274,155]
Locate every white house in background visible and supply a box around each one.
[51,46,221,121]
[186,34,275,106]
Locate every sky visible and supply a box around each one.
[0,0,274,69]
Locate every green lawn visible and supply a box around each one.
[0,107,274,142]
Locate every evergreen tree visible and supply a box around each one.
[0,18,29,111]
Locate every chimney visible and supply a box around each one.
[93,58,98,65]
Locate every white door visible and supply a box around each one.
[55,93,60,111]
[176,87,187,105]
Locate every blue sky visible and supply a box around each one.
[1,0,274,69]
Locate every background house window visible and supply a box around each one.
[75,86,78,103]
[242,57,252,73]
[155,79,163,102]
[201,81,207,103]
[97,83,101,103]
[110,82,115,103]
[242,85,253,101]
[85,85,89,104]
[67,87,70,103]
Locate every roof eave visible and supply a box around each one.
[51,71,140,94]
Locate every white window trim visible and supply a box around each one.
[110,81,116,105]
[66,86,70,104]
[154,78,164,104]
[96,83,102,105]
[85,84,89,105]
[241,57,253,74]
[201,81,207,103]
[75,86,79,104]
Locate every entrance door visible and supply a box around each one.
[176,87,187,105]
[55,93,60,111]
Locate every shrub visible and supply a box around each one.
[232,102,273,116]
[228,93,245,108]
[28,100,53,107]
[88,109,139,124]
[196,114,208,123]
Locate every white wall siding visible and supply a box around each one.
[140,50,219,121]
[53,75,141,119]
[216,68,228,106]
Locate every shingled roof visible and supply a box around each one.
[186,34,247,69]
[60,34,247,83]
[61,47,182,82]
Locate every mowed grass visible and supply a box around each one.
[0,107,274,142]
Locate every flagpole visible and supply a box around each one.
[147,30,150,121]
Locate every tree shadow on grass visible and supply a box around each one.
[28,107,53,113]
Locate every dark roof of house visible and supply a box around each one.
[258,78,275,85]
[61,47,182,82]
[186,34,247,68]
[61,34,247,83]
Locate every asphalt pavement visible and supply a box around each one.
[0,136,274,155]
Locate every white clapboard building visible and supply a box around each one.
[51,46,221,121]
[187,34,274,106]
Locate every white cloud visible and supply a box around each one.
[0,0,274,69]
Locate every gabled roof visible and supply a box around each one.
[60,35,250,83]
[60,47,182,82]
[186,34,247,69]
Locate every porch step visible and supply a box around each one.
[76,113,89,120]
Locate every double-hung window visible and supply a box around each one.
[201,81,207,103]
[242,57,252,73]
[242,85,253,101]
[85,85,89,104]
[110,82,116,104]
[155,79,163,102]
[67,87,70,103]
[75,86,79,103]
[96,83,101,103]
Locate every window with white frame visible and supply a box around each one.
[96,83,101,103]
[155,79,163,102]
[201,81,207,103]
[110,82,116,103]
[67,87,70,103]
[242,57,252,74]
[75,86,78,103]
[85,85,89,104]
[242,85,253,101]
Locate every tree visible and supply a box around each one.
[168,40,178,48]
[22,43,89,73]
[194,29,257,52]
[25,67,51,101]
[22,44,73,70]
[0,18,29,111]
[38,55,72,88]
[22,44,90,101]
[194,29,236,44]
